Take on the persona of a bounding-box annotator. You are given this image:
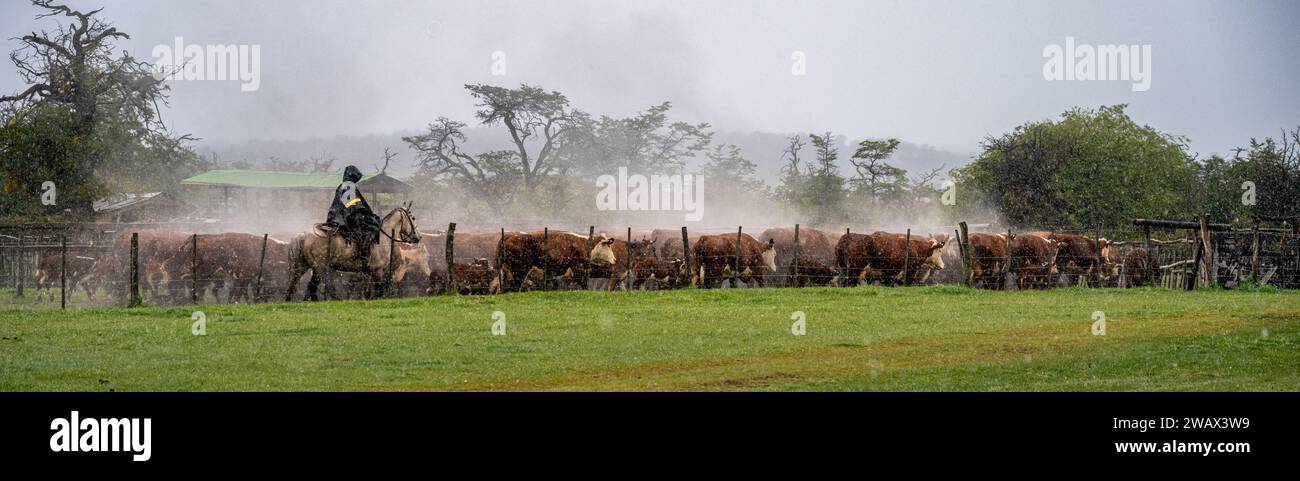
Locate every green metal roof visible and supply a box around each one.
[180,169,411,193]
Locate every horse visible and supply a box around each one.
[285,203,421,301]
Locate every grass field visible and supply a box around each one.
[1,286,1297,391]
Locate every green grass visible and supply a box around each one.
[1,286,1297,391]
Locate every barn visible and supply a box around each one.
[92,192,197,223]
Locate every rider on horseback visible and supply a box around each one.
[326,165,382,262]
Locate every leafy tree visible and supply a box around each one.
[0,1,194,218]
[1230,128,1300,220]
[1189,154,1246,224]
[954,105,1197,228]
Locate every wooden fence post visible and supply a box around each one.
[1004,229,1014,290]
[254,234,268,303]
[1294,221,1300,289]
[1144,225,1153,287]
[734,226,743,288]
[1250,217,1261,283]
[902,229,911,286]
[681,227,692,287]
[191,233,199,303]
[129,233,141,307]
[1200,214,1213,287]
[626,227,633,291]
[959,222,972,287]
[542,227,549,291]
[792,224,801,286]
[497,227,505,293]
[60,235,67,309]
[842,228,851,286]
[954,228,965,278]
[14,236,22,298]
[586,226,594,290]
[1187,241,1204,291]
[1095,224,1104,287]
[445,222,457,294]
[1187,216,1207,290]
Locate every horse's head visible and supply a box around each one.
[386,202,421,243]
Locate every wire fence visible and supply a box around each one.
[2,216,1296,309]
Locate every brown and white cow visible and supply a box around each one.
[759,227,836,287]
[95,230,192,305]
[833,232,946,287]
[869,232,948,286]
[496,230,604,292]
[648,228,699,260]
[834,232,878,286]
[785,257,839,287]
[159,233,269,304]
[219,234,293,303]
[1010,232,1059,290]
[1099,244,1123,287]
[1121,247,1157,287]
[631,257,687,290]
[428,257,496,295]
[968,232,1011,289]
[587,236,658,290]
[32,250,99,303]
[1044,232,1110,287]
[690,233,777,288]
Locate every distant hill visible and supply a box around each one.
[196,129,973,185]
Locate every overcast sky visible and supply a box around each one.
[2,0,1297,157]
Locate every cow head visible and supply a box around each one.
[1045,238,1061,274]
[761,238,777,272]
[632,238,657,258]
[1100,244,1121,283]
[589,237,617,266]
[923,238,946,270]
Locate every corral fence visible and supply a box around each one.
[2,215,1296,309]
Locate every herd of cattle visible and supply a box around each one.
[26,226,1156,305]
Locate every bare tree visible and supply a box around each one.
[466,84,586,189]
[2,1,167,135]
[378,147,397,174]
[564,101,713,176]
[847,138,902,195]
[1,1,177,214]
[403,84,589,214]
